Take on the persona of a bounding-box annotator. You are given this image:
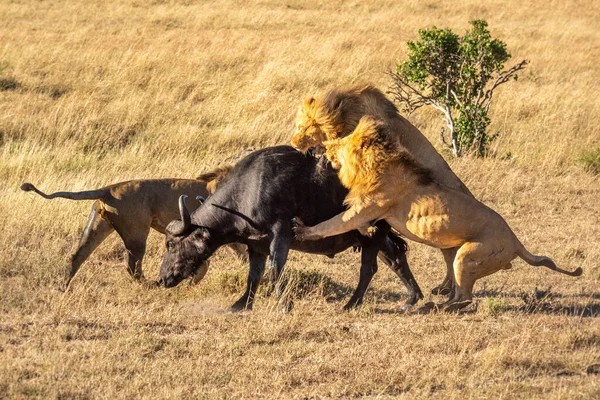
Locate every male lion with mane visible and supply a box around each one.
[293,116,582,311]
[291,84,474,295]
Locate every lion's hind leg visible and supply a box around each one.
[64,201,114,290]
[431,247,458,297]
[440,241,516,312]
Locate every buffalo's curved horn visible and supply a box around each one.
[196,195,205,205]
[168,195,192,236]
[179,195,191,228]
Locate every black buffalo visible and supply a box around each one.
[158,146,422,311]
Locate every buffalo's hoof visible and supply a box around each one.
[405,293,423,306]
[229,302,252,313]
[229,307,243,313]
[343,299,362,311]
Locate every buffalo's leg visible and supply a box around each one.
[64,203,114,290]
[431,248,458,297]
[230,251,267,312]
[267,221,293,308]
[343,221,392,310]
[344,243,379,310]
[377,236,423,310]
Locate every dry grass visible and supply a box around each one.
[1,0,599,398]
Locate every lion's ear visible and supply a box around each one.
[303,97,315,108]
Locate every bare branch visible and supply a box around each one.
[387,70,441,113]
[389,69,458,155]
[450,89,463,109]
[441,80,458,156]
[440,127,449,147]
[480,59,528,110]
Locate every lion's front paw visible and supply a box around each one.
[292,217,308,241]
[292,217,320,241]
[357,224,377,238]
[366,225,378,237]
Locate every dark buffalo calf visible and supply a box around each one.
[158,146,422,311]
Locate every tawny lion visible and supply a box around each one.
[293,116,582,311]
[291,84,473,295]
[21,176,246,290]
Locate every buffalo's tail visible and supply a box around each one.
[20,183,108,201]
[386,229,409,253]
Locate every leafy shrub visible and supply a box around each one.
[390,20,527,157]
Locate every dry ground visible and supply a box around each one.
[1,0,599,398]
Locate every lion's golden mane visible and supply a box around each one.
[325,116,433,209]
[292,85,399,151]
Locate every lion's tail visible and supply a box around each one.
[516,245,582,277]
[20,183,108,201]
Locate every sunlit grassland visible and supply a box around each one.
[0,0,599,398]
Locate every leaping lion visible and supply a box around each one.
[293,116,582,311]
[291,84,474,296]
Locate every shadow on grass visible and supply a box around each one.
[516,302,600,317]
[287,270,416,305]
[515,287,600,317]
[372,287,600,317]
[475,287,600,318]
[205,269,355,302]
[286,269,353,301]
[474,287,600,301]
[207,270,600,317]
[368,290,408,303]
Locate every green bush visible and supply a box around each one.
[390,20,527,157]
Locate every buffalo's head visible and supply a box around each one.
[158,195,215,288]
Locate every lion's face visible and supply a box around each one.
[291,98,329,152]
[292,118,327,152]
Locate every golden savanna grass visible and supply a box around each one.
[1,0,599,398]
